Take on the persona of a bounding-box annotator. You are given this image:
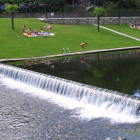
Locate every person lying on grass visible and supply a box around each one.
[23,28,50,37]
[44,23,54,30]
[38,29,50,37]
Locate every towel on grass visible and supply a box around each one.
[23,32,55,37]
[23,33,34,37]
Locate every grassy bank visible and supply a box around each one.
[0,18,140,59]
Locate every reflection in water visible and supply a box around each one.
[6,50,140,96]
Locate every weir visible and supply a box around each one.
[0,63,140,116]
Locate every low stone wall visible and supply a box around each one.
[46,17,140,25]
[1,12,140,25]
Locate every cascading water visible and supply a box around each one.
[0,63,140,118]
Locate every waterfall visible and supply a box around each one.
[0,63,140,116]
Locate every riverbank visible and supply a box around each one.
[0,45,140,62]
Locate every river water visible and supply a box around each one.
[1,50,140,139]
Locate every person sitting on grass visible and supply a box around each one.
[22,25,28,32]
[32,29,40,36]
[33,29,38,34]
[132,21,137,28]
[80,43,87,52]
[38,29,45,35]
[129,22,136,28]
[44,23,54,30]
[39,29,50,37]
[27,28,32,35]
[135,21,140,29]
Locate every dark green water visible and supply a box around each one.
[5,50,140,96]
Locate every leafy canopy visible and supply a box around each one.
[5,4,18,13]
[92,7,107,17]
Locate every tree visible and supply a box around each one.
[5,4,18,29]
[92,7,107,31]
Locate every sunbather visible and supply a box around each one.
[129,21,140,29]
[38,29,45,35]
[129,22,136,28]
[136,26,140,29]
[27,28,32,35]
[38,29,50,37]
[22,25,28,32]
[33,29,38,34]
[44,24,54,30]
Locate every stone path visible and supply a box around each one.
[0,46,140,63]
[99,25,140,41]
[37,18,45,21]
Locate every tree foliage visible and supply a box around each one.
[5,4,18,13]
[91,0,140,10]
[92,7,107,17]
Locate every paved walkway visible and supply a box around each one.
[1,46,140,62]
[37,18,45,21]
[98,25,140,41]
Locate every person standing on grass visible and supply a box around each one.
[80,43,87,52]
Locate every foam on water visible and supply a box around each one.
[0,75,139,124]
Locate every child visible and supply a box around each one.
[80,43,87,52]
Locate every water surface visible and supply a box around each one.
[6,50,140,96]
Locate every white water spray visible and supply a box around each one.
[0,64,140,123]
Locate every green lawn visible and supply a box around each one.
[0,18,140,59]
[103,24,140,39]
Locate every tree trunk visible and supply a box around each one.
[97,16,100,31]
[11,12,14,29]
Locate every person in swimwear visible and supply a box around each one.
[22,25,28,32]
[80,43,87,52]
[27,28,32,35]
[44,24,54,30]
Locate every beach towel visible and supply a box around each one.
[23,33,34,37]
[49,33,55,36]
[23,32,55,37]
